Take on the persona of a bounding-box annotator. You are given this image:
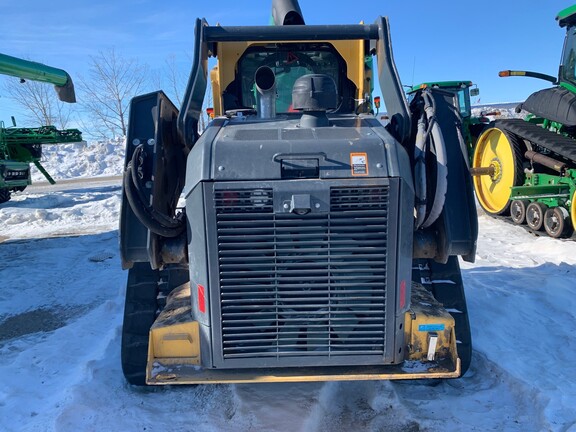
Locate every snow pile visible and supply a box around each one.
[472,104,525,120]
[0,185,120,240]
[31,139,125,182]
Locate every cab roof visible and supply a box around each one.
[408,81,472,94]
[557,4,576,28]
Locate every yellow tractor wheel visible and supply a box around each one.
[472,127,525,215]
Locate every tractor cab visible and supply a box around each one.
[408,81,484,157]
[408,81,477,118]
[559,6,576,93]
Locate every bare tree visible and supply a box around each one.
[150,54,214,133]
[2,76,73,128]
[79,48,148,139]
[150,54,188,107]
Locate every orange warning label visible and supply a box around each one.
[350,152,369,176]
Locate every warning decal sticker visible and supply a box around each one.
[350,152,369,176]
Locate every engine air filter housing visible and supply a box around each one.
[292,74,338,111]
[292,74,338,128]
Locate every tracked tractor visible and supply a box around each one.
[119,0,478,386]
[0,53,81,204]
[471,5,576,238]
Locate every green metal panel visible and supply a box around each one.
[511,171,576,209]
[0,160,30,189]
[559,81,576,94]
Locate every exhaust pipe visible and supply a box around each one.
[255,66,276,119]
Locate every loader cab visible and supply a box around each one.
[209,39,375,116]
[234,44,344,113]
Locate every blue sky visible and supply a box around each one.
[0,0,573,122]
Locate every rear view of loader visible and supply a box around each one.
[472,5,576,238]
[119,0,477,386]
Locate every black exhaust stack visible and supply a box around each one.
[271,0,305,25]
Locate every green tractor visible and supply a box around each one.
[407,81,493,159]
[471,4,576,238]
[0,53,82,204]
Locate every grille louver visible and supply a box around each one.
[214,185,390,364]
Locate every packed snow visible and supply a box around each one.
[1,124,575,431]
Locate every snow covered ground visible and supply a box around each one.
[1,134,576,431]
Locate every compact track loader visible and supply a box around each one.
[119,0,477,386]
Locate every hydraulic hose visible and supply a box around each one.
[420,90,448,229]
[129,146,182,228]
[123,146,185,238]
[414,112,427,229]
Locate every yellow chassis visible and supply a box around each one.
[146,284,461,385]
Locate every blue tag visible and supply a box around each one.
[418,324,445,332]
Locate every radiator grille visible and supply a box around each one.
[215,185,389,362]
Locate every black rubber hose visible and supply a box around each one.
[129,146,181,228]
[123,163,185,238]
[421,90,448,229]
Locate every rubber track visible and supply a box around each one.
[496,119,576,164]
[121,263,160,386]
[412,257,472,375]
[121,263,190,386]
